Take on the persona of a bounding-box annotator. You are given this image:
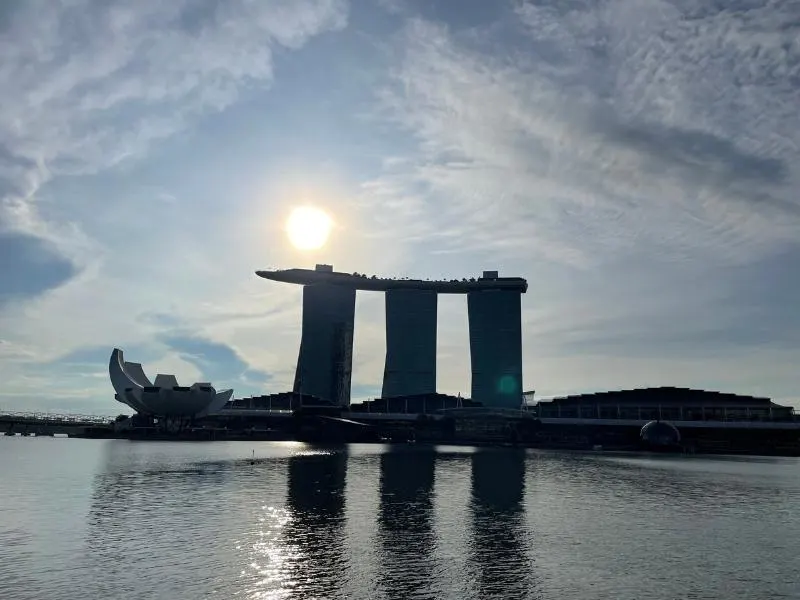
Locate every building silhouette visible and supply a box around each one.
[382,288,438,398]
[258,265,527,408]
[376,447,437,598]
[293,281,356,407]
[534,387,794,421]
[285,448,349,597]
[470,449,535,598]
[468,289,523,409]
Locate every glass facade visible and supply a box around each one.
[293,283,356,406]
[467,290,524,409]
[279,268,528,410]
[382,289,438,398]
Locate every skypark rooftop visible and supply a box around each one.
[256,265,528,293]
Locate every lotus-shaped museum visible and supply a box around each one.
[109,348,233,418]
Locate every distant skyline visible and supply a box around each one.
[1,0,798,413]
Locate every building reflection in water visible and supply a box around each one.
[283,446,349,599]
[376,446,437,599]
[469,448,536,600]
[83,443,350,600]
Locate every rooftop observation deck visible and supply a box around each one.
[256,265,528,293]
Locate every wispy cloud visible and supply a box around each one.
[0,0,798,411]
[0,0,347,249]
[359,2,800,402]
[368,8,800,265]
[0,0,348,408]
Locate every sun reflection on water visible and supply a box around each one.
[241,505,299,599]
[235,448,350,599]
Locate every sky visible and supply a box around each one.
[1,0,798,415]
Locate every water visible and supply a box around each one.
[1,439,798,600]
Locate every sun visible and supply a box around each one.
[285,206,333,250]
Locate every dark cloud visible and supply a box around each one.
[671,0,798,23]
[0,231,77,304]
[175,0,225,35]
[160,334,273,390]
[610,120,787,186]
[0,0,22,33]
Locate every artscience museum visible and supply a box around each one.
[109,348,233,418]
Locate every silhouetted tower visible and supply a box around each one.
[467,272,524,409]
[382,289,437,398]
[293,282,356,406]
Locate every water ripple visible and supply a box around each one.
[1,440,798,600]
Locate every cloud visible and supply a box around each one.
[355,2,800,403]
[366,4,800,267]
[0,0,349,410]
[0,231,77,304]
[160,334,274,392]
[0,0,348,248]
[0,0,798,412]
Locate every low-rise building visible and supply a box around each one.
[534,387,794,421]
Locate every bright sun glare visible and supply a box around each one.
[285,206,333,250]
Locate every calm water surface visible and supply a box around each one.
[1,439,798,599]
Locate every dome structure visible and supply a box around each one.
[640,420,681,447]
[109,348,233,418]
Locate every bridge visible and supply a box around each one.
[0,405,534,433]
[0,411,114,436]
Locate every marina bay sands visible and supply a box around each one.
[72,262,796,454]
[256,264,529,409]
